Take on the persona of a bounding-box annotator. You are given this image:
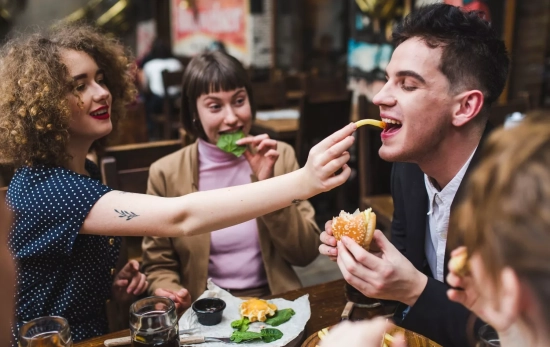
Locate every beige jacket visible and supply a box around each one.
[142,140,321,301]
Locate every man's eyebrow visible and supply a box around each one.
[395,70,426,84]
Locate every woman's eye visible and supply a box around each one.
[97,78,106,85]
[235,98,245,105]
[75,84,85,92]
[209,104,221,111]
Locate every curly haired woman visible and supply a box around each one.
[0,24,356,342]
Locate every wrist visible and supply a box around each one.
[295,168,317,199]
[404,271,428,306]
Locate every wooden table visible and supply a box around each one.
[75,279,398,347]
[251,118,299,143]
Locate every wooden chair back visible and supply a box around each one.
[295,91,352,166]
[252,80,287,110]
[100,140,182,193]
[160,69,184,139]
[357,95,394,233]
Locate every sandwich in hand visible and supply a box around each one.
[331,208,376,250]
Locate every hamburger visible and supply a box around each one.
[331,208,376,250]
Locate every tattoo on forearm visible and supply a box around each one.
[114,209,140,221]
[292,199,302,204]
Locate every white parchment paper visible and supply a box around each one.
[179,279,311,346]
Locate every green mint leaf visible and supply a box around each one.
[216,130,247,157]
[264,308,295,327]
[260,328,284,342]
[230,330,262,343]
[230,317,250,332]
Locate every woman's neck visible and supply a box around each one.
[65,138,93,176]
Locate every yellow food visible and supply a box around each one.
[240,299,277,322]
[355,119,386,129]
[332,208,377,251]
[449,249,469,276]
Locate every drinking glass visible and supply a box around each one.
[129,296,179,347]
[478,324,500,347]
[18,316,72,347]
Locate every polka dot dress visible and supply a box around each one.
[7,160,121,343]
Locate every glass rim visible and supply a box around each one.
[129,295,176,317]
[19,316,71,339]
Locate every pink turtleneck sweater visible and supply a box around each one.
[197,138,268,290]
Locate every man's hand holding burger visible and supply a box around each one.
[320,209,427,306]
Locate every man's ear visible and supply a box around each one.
[452,90,484,127]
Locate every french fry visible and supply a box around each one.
[355,119,386,129]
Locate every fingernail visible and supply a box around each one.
[170,295,176,300]
[178,289,186,296]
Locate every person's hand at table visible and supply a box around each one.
[319,318,407,347]
[154,288,192,316]
[319,220,338,261]
[236,134,279,181]
[112,260,148,302]
[336,230,427,306]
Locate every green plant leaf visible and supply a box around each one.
[216,130,247,157]
[229,330,262,343]
[260,328,284,342]
[264,308,295,327]
[231,317,250,332]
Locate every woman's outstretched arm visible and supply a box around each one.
[81,123,356,237]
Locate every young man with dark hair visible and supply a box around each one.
[319,4,509,346]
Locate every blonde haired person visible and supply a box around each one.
[448,111,550,346]
[0,24,355,342]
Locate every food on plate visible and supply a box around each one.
[216,130,247,157]
[230,328,283,343]
[355,119,386,129]
[264,308,295,326]
[331,208,376,250]
[449,248,469,276]
[240,299,277,322]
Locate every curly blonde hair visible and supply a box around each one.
[0,23,136,167]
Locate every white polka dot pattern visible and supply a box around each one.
[6,160,120,344]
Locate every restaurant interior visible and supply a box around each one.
[1,0,550,346]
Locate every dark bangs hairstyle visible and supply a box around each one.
[180,51,255,140]
[393,3,509,118]
[0,23,136,167]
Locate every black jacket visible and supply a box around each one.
[391,126,491,347]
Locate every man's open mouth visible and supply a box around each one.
[381,118,402,135]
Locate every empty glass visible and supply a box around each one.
[129,296,179,347]
[479,324,500,347]
[18,316,72,347]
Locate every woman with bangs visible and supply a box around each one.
[141,52,322,313]
[446,111,550,346]
[0,25,356,343]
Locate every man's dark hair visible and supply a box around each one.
[393,4,509,108]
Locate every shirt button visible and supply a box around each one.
[109,238,115,246]
[110,268,116,276]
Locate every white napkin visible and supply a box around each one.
[179,279,311,346]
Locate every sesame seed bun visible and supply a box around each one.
[332,208,376,251]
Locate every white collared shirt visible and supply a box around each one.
[424,149,476,282]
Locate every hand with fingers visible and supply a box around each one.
[236,134,279,181]
[336,230,427,306]
[299,122,356,196]
[319,318,407,347]
[319,220,338,261]
[154,287,192,316]
[112,260,148,303]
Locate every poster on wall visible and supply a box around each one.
[348,0,411,101]
[170,0,250,64]
[136,19,156,61]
